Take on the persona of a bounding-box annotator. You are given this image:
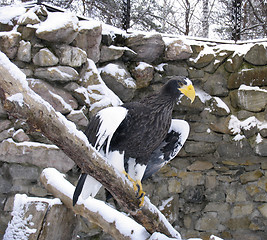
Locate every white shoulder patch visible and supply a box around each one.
[169,119,190,145]
[95,106,128,154]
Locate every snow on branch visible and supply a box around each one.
[40,168,150,240]
[0,51,181,239]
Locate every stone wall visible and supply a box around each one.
[0,4,267,240]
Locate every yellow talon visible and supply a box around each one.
[122,171,145,206]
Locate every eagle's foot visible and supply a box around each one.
[122,171,145,206]
[122,170,138,192]
[136,180,146,207]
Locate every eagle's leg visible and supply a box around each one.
[136,180,145,207]
[122,170,145,206]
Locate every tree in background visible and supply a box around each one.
[0,0,266,40]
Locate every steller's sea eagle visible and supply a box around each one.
[73,77,195,206]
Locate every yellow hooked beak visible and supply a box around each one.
[179,84,195,103]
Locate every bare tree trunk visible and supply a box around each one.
[185,0,190,35]
[202,0,209,38]
[122,0,131,31]
[0,52,181,239]
[231,0,242,41]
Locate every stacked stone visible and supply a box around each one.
[0,4,267,240]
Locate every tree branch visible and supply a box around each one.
[40,168,150,240]
[0,52,181,239]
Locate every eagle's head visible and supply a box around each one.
[162,77,196,103]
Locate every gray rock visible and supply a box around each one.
[207,97,230,116]
[100,62,136,102]
[216,139,254,158]
[125,33,165,63]
[195,212,220,231]
[27,78,78,114]
[188,48,215,69]
[163,63,188,77]
[54,44,87,67]
[233,87,267,112]
[0,176,12,194]
[164,38,192,61]
[0,120,13,132]
[203,73,229,97]
[225,53,243,73]
[129,62,154,88]
[228,66,267,89]
[34,66,79,82]
[17,40,31,62]
[12,129,30,142]
[66,109,89,128]
[33,48,59,66]
[204,49,233,74]
[8,164,39,180]
[0,32,21,59]
[0,102,7,118]
[17,9,41,25]
[255,139,267,156]
[100,45,125,63]
[184,141,216,156]
[37,204,78,240]
[36,12,79,44]
[244,44,267,66]
[73,20,102,63]
[0,139,74,172]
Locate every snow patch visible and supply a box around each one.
[213,97,230,113]
[42,168,150,239]
[159,196,174,211]
[239,84,267,93]
[3,194,61,240]
[228,115,267,141]
[36,12,78,33]
[0,6,26,25]
[7,93,24,107]
[135,62,153,71]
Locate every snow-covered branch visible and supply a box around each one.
[40,168,150,240]
[0,51,180,239]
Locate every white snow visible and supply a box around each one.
[159,196,174,211]
[7,93,24,107]
[80,59,122,111]
[213,97,230,114]
[49,91,73,112]
[144,197,182,239]
[228,115,267,141]
[135,62,153,71]
[195,88,211,103]
[4,138,59,150]
[78,19,101,31]
[3,194,61,240]
[17,8,40,25]
[239,84,267,93]
[42,168,150,239]
[36,11,78,33]
[155,63,167,72]
[99,63,136,88]
[0,52,27,89]
[0,6,26,25]
[189,45,215,63]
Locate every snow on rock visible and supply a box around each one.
[35,11,79,44]
[42,168,150,239]
[3,194,61,240]
[228,115,267,142]
[0,5,26,25]
[78,59,122,115]
[239,84,267,93]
